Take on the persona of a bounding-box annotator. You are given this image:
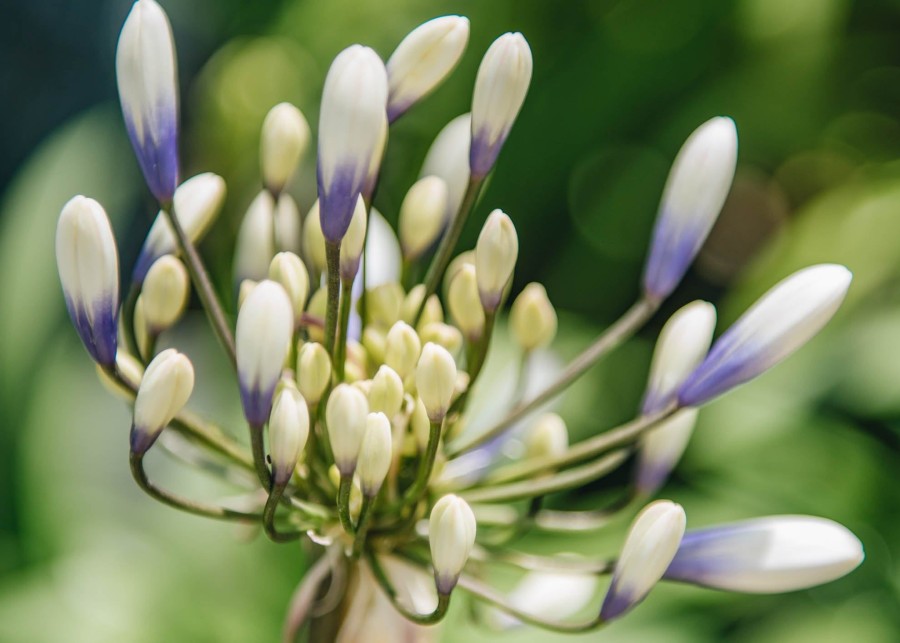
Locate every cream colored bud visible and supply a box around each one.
[411,396,431,451]
[234,190,275,283]
[369,365,404,418]
[269,252,310,324]
[261,102,310,194]
[237,279,257,310]
[274,193,302,254]
[133,295,150,358]
[303,200,327,274]
[510,283,557,351]
[340,196,368,280]
[345,340,369,383]
[523,413,568,460]
[268,382,310,485]
[475,209,518,311]
[305,288,327,343]
[326,383,369,475]
[399,176,449,260]
[362,327,387,365]
[357,412,393,496]
[447,264,485,340]
[443,250,475,298]
[384,321,422,379]
[420,322,463,357]
[141,255,189,334]
[416,342,457,422]
[429,494,477,594]
[131,349,194,455]
[297,342,331,404]
[367,282,405,328]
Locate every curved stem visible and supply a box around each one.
[402,419,443,507]
[334,276,354,381]
[324,240,342,357]
[337,474,354,535]
[449,311,496,418]
[351,495,373,559]
[249,423,272,489]
[264,482,303,542]
[367,553,451,625]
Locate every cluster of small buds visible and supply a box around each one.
[53,1,865,638]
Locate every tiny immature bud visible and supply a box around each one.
[384,321,422,379]
[268,382,310,486]
[416,342,457,422]
[357,412,393,496]
[260,102,310,194]
[399,176,449,260]
[131,349,194,455]
[339,196,368,280]
[523,413,568,460]
[447,264,485,341]
[302,200,327,274]
[297,342,332,404]
[141,255,189,334]
[326,383,369,475]
[510,283,557,352]
[429,494,477,594]
[269,252,310,326]
[475,210,518,312]
[234,190,275,284]
[421,113,471,221]
[368,365,404,418]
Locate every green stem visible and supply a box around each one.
[264,482,303,542]
[337,475,354,534]
[249,423,272,489]
[334,277,354,381]
[402,419,443,507]
[449,311,496,417]
[324,240,342,358]
[351,495,373,559]
[367,552,452,625]
[121,283,141,361]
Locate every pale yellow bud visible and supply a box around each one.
[237,279,257,310]
[443,250,475,299]
[447,264,485,340]
[411,396,431,451]
[385,321,422,379]
[357,412,393,496]
[475,209,518,311]
[297,342,331,404]
[416,342,457,422]
[420,322,463,357]
[524,413,568,460]
[269,252,310,324]
[305,288,327,343]
[133,295,150,357]
[362,327,387,364]
[260,102,310,194]
[399,176,449,260]
[340,196,368,279]
[274,193,302,254]
[345,340,369,382]
[326,383,369,475]
[234,190,275,283]
[510,283,557,351]
[303,200,327,274]
[142,255,189,334]
[369,365,404,418]
[367,282,405,328]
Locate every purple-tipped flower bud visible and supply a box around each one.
[429,494,477,594]
[475,209,518,312]
[357,412,393,496]
[326,383,369,475]
[130,349,194,455]
[268,382,310,486]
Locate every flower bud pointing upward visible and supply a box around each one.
[260,102,310,195]
[510,283,557,352]
[339,196,368,280]
[416,342,457,422]
[297,342,332,404]
[357,412,393,496]
[131,349,194,455]
[429,494,477,595]
[368,365,404,418]
[421,113,471,221]
[141,255,189,335]
[326,384,369,475]
[475,210,518,312]
[269,252,310,327]
[384,321,422,379]
[399,176,449,261]
[268,382,310,486]
[234,190,275,284]
[447,264,485,341]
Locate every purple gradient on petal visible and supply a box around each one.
[132,244,159,284]
[130,425,158,456]
[469,128,508,179]
[240,380,278,427]
[642,213,707,302]
[65,295,118,368]
[387,97,413,124]
[663,524,751,586]
[599,580,634,621]
[635,459,672,496]
[124,109,179,204]
[677,333,762,407]
[318,162,364,243]
[434,572,457,595]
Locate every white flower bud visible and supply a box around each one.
[510,283,557,351]
[494,571,598,630]
[421,113,471,221]
[268,381,310,485]
[399,176,449,260]
[131,349,194,455]
[475,209,518,311]
[416,343,457,422]
[56,196,120,368]
[234,190,275,284]
[269,252,310,325]
[260,102,310,194]
[384,321,422,379]
[447,264,485,341]
[523,413,568,460]
[386,16,470,121]
[368,365,404,418]
[600,500,686,621]
[469,33,532,179]
[297,342,332,404]
[340,196,368,280]
[429,494,477,594]
[419,322,463,357]
[362,327,386,364]
[274,193,302,254]
[236,280,294,426]
[637,409,699,496]
[302,200,327,274]
[366,282,404,328]
[357,412,393,496]
[237,279,257,310]
[97,352,144,400]
[141,255,189,334]
[326,383,369,475]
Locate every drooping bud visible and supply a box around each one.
[234,190,275,284]
[326,383,369,475]
[429,494,477,594]
[130,348,194,455]
[269,252,310,326]
[386,16,470,121]
[399,176,449,260]
[56,196,119,368]
[678,265,852,407]
[141,255,189,335]
[236,280,294,426]
[664,516,864,593]
[600,500,686,621]
[339,196,368,280]
[421,114,471,221]
[643,117,738,302]
[297,342,332,404]
[116,0,179,203]
[268,381,310,485]
[384,321,422,379]
[260,102,310,194]
[302,200,327,274]
[317,46,388,243]
[510,283,557,352]
[523,413,568,460]
[357,412,393,496]
[475,209,518,311]
[416,342,457,422]
[368,365,404,418]
[447,264,485,341]
[274,193,302,255]
[469,33,532,179]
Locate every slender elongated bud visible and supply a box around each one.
[386,16,470,121]
[384,321,422,379]
[469,33,532,179]
[664,516,864,593]
[421,114,471,220]
[340,196,368,280]
[56,196,119,367]
[357,412,393,496]
[447,264,485,341]
[600,500,686,621]
[133,296,150,357]
[429,494,477,594]
[475,209,518,311]
[510,283,557,351]
[133,173,226,282]
[420,322,463,357]
[523,413,568,459]
[142,255,189,334]
[236,281,293,426]
[368,365,404,418]
[269,252,309,326]
[116,0,179,203]
[643,117,738,302]
[317,46,388,243]
[274,193,302,254]
[416,343,457,422]
[268,382,310,485]
[302,201,327,274]
[326,383,369,475]
[234,190,275,284]
[679,265,852,407]
[130,349,194,455]
[399,176,449,260]
[636,409,698,496]
[261,102,310,194]
[362,112,389,203]
[297,342,331,404]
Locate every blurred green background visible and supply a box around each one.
[2,0,900,641]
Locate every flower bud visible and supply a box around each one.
[237,279,257,310]
[678,265,852,407]
[636,409,698,497]
[97,352,144,400]
[130,349,194,455]
[340,196,368,280]
[317,45,388,243]
[475,210,518,311]
[420,322,463,357]
[411,397,431,451]
[494,571,598,630]
[429,494,477,594]
[523,413,568,460]
[305,289,327,343]
[362,327,387,365]
[133,173,226,282]
[386,16,470,121]
[384,321,422,379]
[664,516,864,593]
[141,255,189,334]
[398,176,449,261]
[510,283,557,351]
[416,343,457,422]
[260,102,310,194]
[234,190,275,284]
[269,252,310,326]
[297,342,332,404]
[116,0,179,203]
[447,264,485,341]
[302,200,327,274]
[236,280,294,426]
[366,282,404,329]
[600,500,686,621]
[274,193,302,254]
[368,365,404,418]
[326,383,369,475]
[357,412,393,496]
[643,117,737,302]
[469,33,532,179]
[421,114,471,221]
[56,196,119,367]
[268,381,310,485]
